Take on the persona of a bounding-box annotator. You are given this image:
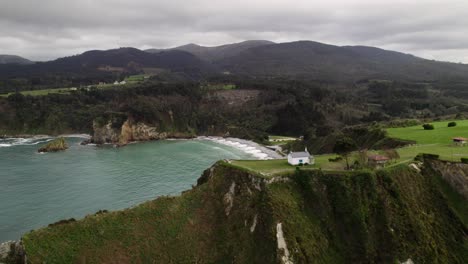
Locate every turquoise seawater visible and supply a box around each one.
[0,137,252,242]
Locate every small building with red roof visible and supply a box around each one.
[368,154,390,168]
[452,137,468,145]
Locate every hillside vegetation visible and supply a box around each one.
[146,40,275,61]
[2,40,468,94]
[22,161,467,263]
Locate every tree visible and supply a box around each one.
[422,123,434,130]
[356,149,369,169]
[384,149,400,162]
[448,121,457,127]
[333,136,358,170]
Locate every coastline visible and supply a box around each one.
[0,133,91,139]
[1,133,282,161]
[0,134,91,148]
[197,136,283,160]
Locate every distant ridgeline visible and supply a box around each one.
[15,159,467,263]
[1,40,468,94]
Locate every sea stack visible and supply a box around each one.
[38,137,68,153]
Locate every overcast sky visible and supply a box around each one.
[1,0,467,62]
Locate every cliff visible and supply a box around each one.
[91,117,194,145]
[20,161,467,263]
[426,159,468,199]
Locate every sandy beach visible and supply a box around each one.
[197,136,283,160]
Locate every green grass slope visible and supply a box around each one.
[386,120,468,162]
[22,162,467,263]
[387,120,468,144]
[269,166,467,263]
[23,164,278,263]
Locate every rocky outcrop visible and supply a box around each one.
[91,120,121,144]
[0,241,26,264]
[37,137,68,153]
[91,117,193,146]
[118,119,168,145]
[427,160,468,199]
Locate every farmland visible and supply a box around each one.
[387,120,468,144]
[232,120,468,175]
[0,74,150,97]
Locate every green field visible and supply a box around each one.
[386,120,468,162]
[0,74,152,97]
[267,135,297,145]
[204,83,236,90]
[0,87,74,97]
[230,154,342,176]
[387,120,468,144]
[124,74,150,83]
[268,135,296,141]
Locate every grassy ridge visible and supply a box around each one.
[23,165,278,263]
[268,166,467,263]
[22,163,467,263]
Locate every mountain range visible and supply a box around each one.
[145,40,275,61]
[2,40,468,84]
[0,55,33,65]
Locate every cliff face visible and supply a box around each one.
[427,160,468,199]
[91,117,193,145]
[91,120,121,144]
[22,162,467,263]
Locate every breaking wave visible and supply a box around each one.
[0,137,54,147]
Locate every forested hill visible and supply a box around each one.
[146,40,275,61]
[217,41,468,82]
[0,48,213,86]
[0,55,33,65]
[1,40,468,91]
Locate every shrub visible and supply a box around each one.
[448,122,457,127]
[423,153,440,160]
[415,153,440,161]
[461,158,468,164]
[328,156,343,162]
[422,123,434,130]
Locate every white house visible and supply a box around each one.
[288,148,314,166]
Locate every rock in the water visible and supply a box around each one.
[80,139,91,145]
[38,137,68,153]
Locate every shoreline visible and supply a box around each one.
[0,134,91,148]
[197,136,283,160]
[0,133,91,139]
[1,134,282,160]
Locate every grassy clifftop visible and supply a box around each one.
[22,162,467,263]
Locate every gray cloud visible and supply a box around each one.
[0,0,467,63]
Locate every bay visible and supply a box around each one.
[0,137,253,242]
